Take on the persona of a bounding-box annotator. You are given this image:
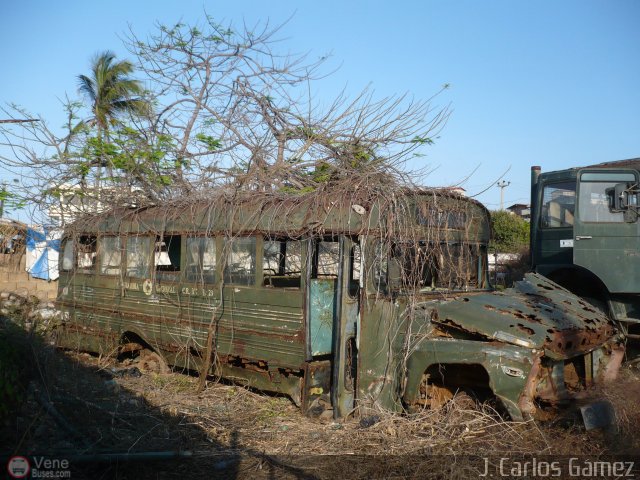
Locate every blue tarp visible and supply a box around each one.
[26,226,61,281]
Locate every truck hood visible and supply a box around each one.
[429,273,615,358]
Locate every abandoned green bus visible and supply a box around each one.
[55,189,623,420]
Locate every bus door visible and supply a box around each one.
[575,169,640,294]
[307,237,360,417]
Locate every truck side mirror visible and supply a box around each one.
[607,182,639,222]
[607,183,630,212]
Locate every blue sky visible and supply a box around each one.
[1,0,639,220]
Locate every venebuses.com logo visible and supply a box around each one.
[6,455,71,478]
[6,456,30,479]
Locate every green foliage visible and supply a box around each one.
[78,51,150,131]
[311,162,333,183]
[78,126,179,188]
[350,146,373,168]
[279,185,315,194]
[0,184,26,217]
[411,136,435,145]
[490,210,530,253]
[83,136,119,165]
[195,133,223,151]
[74,162,91,179]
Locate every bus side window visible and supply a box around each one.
[372,241,389,293]
[61,239,74,271]
[348,244,361,297]
[77,235,97,273]
[126,236,152,278]
[224,237,256,286]
[99,237,122,275]
[314,240,339,278]
[263,239,302,288]
[186,237,216,284]
[155,235,182,277]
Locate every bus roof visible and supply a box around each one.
[66,187,490,240]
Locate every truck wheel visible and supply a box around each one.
[582,296,609,317]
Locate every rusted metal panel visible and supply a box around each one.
[399,273,623,420]
[432,273,614,358]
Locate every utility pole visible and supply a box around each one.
[497,180,510,211]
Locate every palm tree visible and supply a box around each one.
[77,50,149,187]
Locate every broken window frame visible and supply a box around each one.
[348,242,361,298]
[311,238,340,279]
[262,238,303,289]
[76,235,97,274]
[372,239,487,294]
[371,240,389,293]
[155,234,182,280]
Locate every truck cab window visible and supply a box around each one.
[578,174,638,223]
[541,182,576,228]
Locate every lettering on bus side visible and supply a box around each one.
[181,286,215,297]
[123,281,140,291]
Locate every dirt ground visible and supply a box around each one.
[1,313,640,479]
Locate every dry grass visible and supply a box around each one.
[111,356,640,458]
[8,301,622,475]
[3,307,640,478]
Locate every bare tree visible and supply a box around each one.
[126,16,450,193]
[0,15,450,224]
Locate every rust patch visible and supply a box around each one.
[518,355,541,417]
[544,324,614,356]
[602,344,624,382]
[517,324,535,336]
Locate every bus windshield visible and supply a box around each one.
[375,240,486,293]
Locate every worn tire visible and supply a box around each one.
[136,349,169,374]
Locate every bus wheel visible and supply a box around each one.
[137,349,169,374]
[410,375,454,411]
